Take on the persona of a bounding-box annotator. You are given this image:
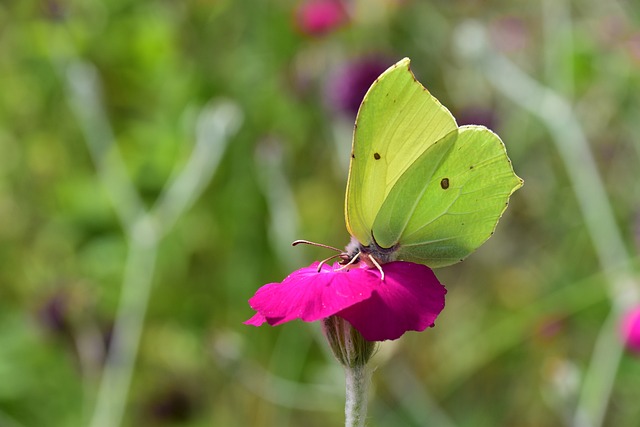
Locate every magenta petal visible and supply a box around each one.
[620,306,640,354]
[245,263,374,326]
[337,262,446,341]
[244,312,267,326]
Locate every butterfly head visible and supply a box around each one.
[344,234,398,267]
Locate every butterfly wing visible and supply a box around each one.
[372,125,523,267]
[345,58,457,246]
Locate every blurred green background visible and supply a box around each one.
[1,0,640,426]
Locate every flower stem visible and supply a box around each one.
[344,362,370,427]
[322,317,376,427]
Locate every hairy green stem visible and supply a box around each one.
[322,317,375,427]
[344,363,370,427]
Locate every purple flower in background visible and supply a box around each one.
[627,32,640,64]
[147,386,195,422]
[42,0,66,21]
[456,105,498,129]
[326,56,392,117]
[295,0,347,36]
[620,306,640,354]
[245,261,446,341]
[38,292,71,335]
[489,16,530,53]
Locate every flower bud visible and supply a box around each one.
[322,316,376,368]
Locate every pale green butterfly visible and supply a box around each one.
[342,57,523,269]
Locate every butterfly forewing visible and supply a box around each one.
[345,57,457,246]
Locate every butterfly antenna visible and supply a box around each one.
[367,254,385,281]
[292,239,342,253]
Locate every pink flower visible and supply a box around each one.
[295,0,347,36]
[620,306,640,354]
[245,261,446,341]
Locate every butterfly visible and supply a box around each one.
[248,57,521,339]
[341,57,523,269]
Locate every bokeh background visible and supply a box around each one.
[1,0,639,426]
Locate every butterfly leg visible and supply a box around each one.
[367,254,385,281]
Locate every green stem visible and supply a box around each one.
[344,363,370,427]
[322,317,375,427]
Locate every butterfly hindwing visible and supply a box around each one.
[373,125,523,267]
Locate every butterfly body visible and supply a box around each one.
[345,235,398,266]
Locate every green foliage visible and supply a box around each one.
[1,1,639,426]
